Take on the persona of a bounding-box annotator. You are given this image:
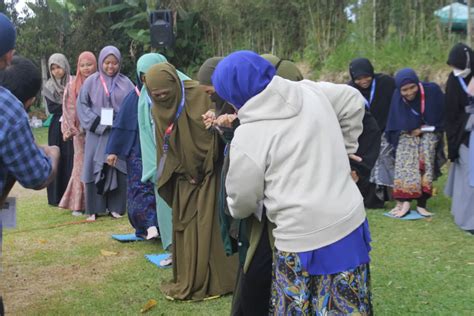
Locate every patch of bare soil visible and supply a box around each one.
[2,242,139,315]
[8,183,46,199]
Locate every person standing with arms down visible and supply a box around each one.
[59,51,97,216]
[444,43,474,234]
[42,53,74,206]
[76,46,134,222]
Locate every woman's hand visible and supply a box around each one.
[201,110,216,129]
[351,170,359,182]
[63,130,72,142]
[349,154,362,163]
[410,128,422,137]
[106,154,118,167]
[214,114,237,128]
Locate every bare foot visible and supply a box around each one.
[417,207,433,217]
[389,201,403,213]
[389,201,410,217]
[86,214,96,222]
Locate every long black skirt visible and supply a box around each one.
[47,113,74,206]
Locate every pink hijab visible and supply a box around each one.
[72,51,97,100]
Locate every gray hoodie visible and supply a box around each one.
[225,76,366,252]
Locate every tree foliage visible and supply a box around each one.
[2,0,463,77]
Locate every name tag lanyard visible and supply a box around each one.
[99,74,118,107]
[156,81,186,180]
[364,78,376,109]
[457,76,474,97]
[407,83,425,119]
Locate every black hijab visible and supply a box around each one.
[447,42,474,71]
[445,43,474,160]
[348,58,396,131]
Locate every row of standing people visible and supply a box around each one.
[42,48,166,242]
[348,46,473,232]
[37,43,474,314]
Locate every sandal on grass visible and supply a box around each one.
[159,255,172,267]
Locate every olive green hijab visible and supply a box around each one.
[146,63,216,192]
[197,57,223,86]
[261,53,303,81]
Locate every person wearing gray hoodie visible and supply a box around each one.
[212,51,373,315]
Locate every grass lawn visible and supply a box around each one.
[1,127,473,315]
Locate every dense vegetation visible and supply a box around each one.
[0,0,467,79]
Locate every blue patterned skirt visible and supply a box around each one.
[126,152,157,237]
[270,249,372,315]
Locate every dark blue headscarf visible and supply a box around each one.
[385,68,444,148]
[212,50,276,109]
[0,13,16,57]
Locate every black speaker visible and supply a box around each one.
[149,10,174,49]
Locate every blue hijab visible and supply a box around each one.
[385,68,444,148]
[0,13,16,57]
[212,50,276,109]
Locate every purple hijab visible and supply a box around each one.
[82,45,134,112]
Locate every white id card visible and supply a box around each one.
[100,108,114,126]
[421,125,435,132]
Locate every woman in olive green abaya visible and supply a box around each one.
[146,63,238,301]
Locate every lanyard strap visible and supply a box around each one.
[99,75,116,98]
[162,81,186,153]
[134,86,140,97]
[156,81,186,181]
[409,83,425,117]
[364,78,377,109]
[457,76,472,96]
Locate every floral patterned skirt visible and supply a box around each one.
[393,132,439,200]
[270,249,372,315]
[126,152,157,237]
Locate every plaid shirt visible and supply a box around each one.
[0,86,51,194]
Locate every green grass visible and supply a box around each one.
[32,126,49,146]
[303,26,465,81]
[2,129,473,315]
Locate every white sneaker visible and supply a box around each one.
[110,212,123,219]
[71,211,83,216]
[146,226,159,240]
[86,214,96,222]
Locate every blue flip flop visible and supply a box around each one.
[383,210,431,220]
[145,253,172,269]
[111,233,145,242]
